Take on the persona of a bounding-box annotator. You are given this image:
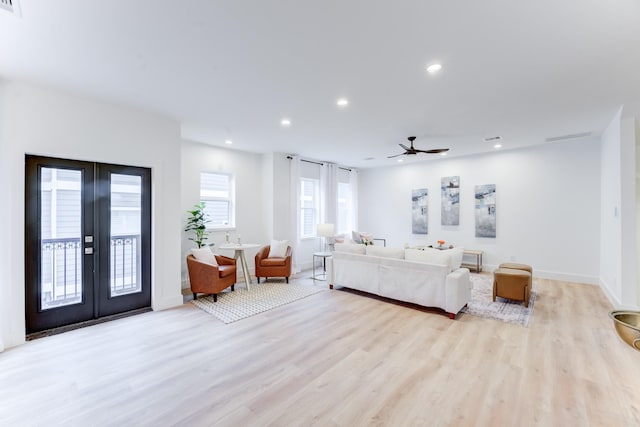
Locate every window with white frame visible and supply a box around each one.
[300,178,319,238]
[200,172,235,228]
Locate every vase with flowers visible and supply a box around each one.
[361,237,373,246]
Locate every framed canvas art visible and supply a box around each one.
[475,184,496,237]
[412,188,428,234]
[441,176,460,226]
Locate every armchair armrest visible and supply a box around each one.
[215,255,236,266]
[255,245,270,263]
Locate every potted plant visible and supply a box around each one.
[185,201,211,248]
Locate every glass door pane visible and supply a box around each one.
[40,167,83,309]
[110,173,142,297]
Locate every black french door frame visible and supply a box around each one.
[25,155,152,335]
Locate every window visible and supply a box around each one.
[200,172,235,228]
[300,178,319,238]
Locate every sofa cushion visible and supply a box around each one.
[191,247,218,266]
[449,247,464,270]
[365,245,405,259]
[404,248,451,269]
[334,242,366,255]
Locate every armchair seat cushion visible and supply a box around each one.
[261,257,287,267]
[218,265,236,278]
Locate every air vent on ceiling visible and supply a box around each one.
[483,136,502,142]
[545,132,592,143]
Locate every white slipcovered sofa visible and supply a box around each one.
[329,243,472,319]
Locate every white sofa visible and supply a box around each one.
[329,243,472,319]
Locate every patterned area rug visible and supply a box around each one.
[191,282,325,324]
[461,273,536,327]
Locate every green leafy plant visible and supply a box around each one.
[185,202,211,248]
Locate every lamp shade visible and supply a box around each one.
[316,223,335,237]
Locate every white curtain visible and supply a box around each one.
[349,168,359,232]
[288,155,302,273]
[320,163,338,225]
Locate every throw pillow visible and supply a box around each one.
[191,246,218,266]
[268,239,289,258]
[351,230,362,244]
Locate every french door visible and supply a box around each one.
[25,156,151,334]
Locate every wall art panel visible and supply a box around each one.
[441,176,460,226]
[412,188,428,234]
[475,184,496,237]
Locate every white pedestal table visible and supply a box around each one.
[218,243,261,290]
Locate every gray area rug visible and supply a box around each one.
[462,273,536,327]
[191,281,325,323]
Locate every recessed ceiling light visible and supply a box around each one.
[397,158,404,163]
[336,98,349,107]
[281,118,291,127]
[364,157,375,161]
[426,63,442,74]
[440,152,448,156]
[494,144,502,149]
[224,140,233,145]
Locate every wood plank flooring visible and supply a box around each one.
[1,274,639,426]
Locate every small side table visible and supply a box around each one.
[462,249,483,272]
[313,251,332,281]
[218,243,261,289]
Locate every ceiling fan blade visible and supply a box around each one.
[399,143,410,151]
[415,148,450,154]
[387,153,405,158]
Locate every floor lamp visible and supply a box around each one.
[316,223,335,252]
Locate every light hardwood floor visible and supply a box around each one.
[1,274,639,426]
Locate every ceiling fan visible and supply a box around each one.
[387,136,449,158]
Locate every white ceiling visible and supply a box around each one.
[1,0,640,168]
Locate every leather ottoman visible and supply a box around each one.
[493,268,531,307]
[498,262,533,275]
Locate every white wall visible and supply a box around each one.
[272,154,292,242]
[620,117,638,307]
[0,79,9,352]
[600,109,624,304]
[0,80,183,348]
[637,118,640,307]
[180,141,268,286]
[359,137,602,284]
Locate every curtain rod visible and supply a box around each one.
[286,155,352,171]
